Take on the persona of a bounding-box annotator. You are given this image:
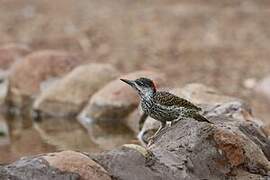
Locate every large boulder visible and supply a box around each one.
[6,50,85,110]
[0,150,111,180]
[0,44,30,105]
[33,64,120,117]
[0,43,31,70]
[92,112,270,180]
[79,71,166,123]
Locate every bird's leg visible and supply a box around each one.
[149,122,166,142]
[148,121,166,146]
[167,121,172,127]
[170,119,178,126]
[139,112,148,131]
[154,121,166,137]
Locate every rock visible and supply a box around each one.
[0,70,8,105]
[79,71,166,123]
[91,145,175,180]
[0,115,9,145]
[172,83,238,106]
[43,151,111,180]
[0,151,111,180]
[7,50,85,110]
[255,75,270,101]
[175,84,261,124]
[93,114,270,179]
[0,43,30,70]
[33,64,119,117]
[0,156,80,180]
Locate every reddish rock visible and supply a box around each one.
[0,44,31,70]
[79,71,166,123]
[0,150,111,180]
[213,128,245,167]
[33,63,120,117]
[43,151,111,180]
[7,50,85,108]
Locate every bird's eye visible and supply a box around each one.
[136,80,143,86]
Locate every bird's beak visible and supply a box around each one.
[120,78,136,88]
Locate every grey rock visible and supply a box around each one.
[93,114,270,180]
[0,156,80,180]
[0,151,112,180]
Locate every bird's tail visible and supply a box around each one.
[193,113,213,124]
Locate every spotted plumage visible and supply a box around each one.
[120,77,212,140]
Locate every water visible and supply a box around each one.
[0,113,136,163]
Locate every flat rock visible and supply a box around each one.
[7,50,85,109]
[79,71,166,123]
[33,63,119,117]
[0,150,111,180]
[0,43,30,70]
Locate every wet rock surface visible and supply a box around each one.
[33,63,119,117]
[79,71,166,123]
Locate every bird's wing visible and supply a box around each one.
[153,91,201,111]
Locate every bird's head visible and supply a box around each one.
[120,77,157,97]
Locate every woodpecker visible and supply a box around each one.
[121,77,212,139]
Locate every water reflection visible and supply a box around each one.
[0,114,55,163]
[34,117,100,152]
[0,113,136,163]
[86,121,136,150]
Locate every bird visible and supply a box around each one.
[120,77,212,140]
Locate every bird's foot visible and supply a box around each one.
[167,121,172,127]
[147,136,154,147]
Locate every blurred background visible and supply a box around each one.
[0,0,270,163]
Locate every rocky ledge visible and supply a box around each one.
[1,97,270,180]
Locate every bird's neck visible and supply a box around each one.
[140,90,155,102]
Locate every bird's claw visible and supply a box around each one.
[147,136,154,147]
